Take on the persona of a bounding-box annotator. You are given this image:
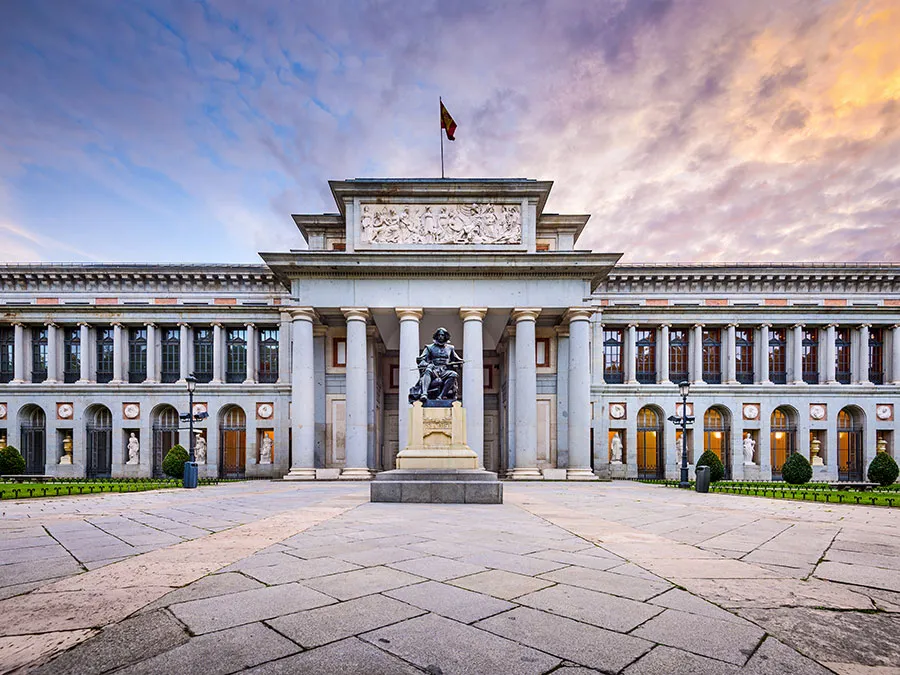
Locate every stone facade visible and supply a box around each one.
[0,178,897,481]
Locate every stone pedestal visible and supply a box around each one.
[395,401,478,470]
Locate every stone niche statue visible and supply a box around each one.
[408,327,464,405]
[126,433,140,465]
[194,434,207,464]
[260,435,273,464]
[610,433,623,464]
[743,433,756,465]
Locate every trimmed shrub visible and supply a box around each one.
[696,449,725,482]
[868,452,899,487]
[782,452,813,485]
[162,444,189,479]
[0,445,27,475]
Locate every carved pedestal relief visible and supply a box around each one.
[360,203,522,245]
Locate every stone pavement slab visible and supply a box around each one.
[815,560,900,592]
[143,571,264,611]
[386,554,488,581]
[623,645,740,674]
[239,554,361,584]
[302,565,426,601]
[245,637,424,675]
[448,568,555,600]
[517,583,663,632]
[539,564,672,601]
[385,579,514,623]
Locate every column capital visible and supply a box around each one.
[177,321,190,328]
[727,322,739,328]
[659,322,672,329]
[245,322,256,329]
[111,321,124,328]
[287,307,317,322]
[44,321,59,328]
[792,323,804,330]
[144,321,157,328]
[341,307,370,322]
[759,322,772,329]
[511,307,541,322]
[563,307,593,323]
[459,307,488,322]
[858,323,872,329]
[826,322,840,328]
[211,320,224,328]
[77,321,91,328]
[693,322,705,328]
[313,324,328,337]
[554,325,569,337]
[627,321,639,329]
[892,324,900,330]
[396,307,424,321]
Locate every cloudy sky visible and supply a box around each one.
[1,0,898,263]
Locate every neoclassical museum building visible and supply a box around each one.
[0,178,898,482]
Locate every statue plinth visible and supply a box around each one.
[396,401,478,470]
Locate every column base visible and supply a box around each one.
[110,379,124,385]
[283,468,316,481]
[340,467,374,480]
[792,380,807,385]
[566,468,599,481]
[725,379,739,385]
[11,379,24,384]
[507,467,543,480]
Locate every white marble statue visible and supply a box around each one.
[743,434,756,465]
[126,433,140,465]
[610,433,623,464]
[260,435,273,465]
[194,435,207,464]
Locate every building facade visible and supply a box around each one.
[0,178,898,482]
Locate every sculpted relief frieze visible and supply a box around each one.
[360,203,522,245]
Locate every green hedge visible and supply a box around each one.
[696,450,725,482]
[162,444,190,478]
[0,445,26,475]
[781,452,813,485]
[868,453,899,487]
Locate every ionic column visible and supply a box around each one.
[625,323,638,384]
[857,324,871,385]
[112,322,124,384]
[566,309,597,480]
[692,324,704,384]
[461,308,487,468]
[792,324,805,385]
[12,322,25,383]
[285,309,316,480]
[590,311,604,387]
[658,324,671,384]
[759,324,771,384]
[825,324,837,384]
[145,323,158,383]
[725,323,738,384]
[78,322,91,383]
[211,322,224,383]
[396,308,423,454]
[277,313,291,383]
[892,325,900,385]
[510,308,542,479]
[340,308,372,479]
[45,322,60,383]
[177,322,189,383]
[244,323,256,384]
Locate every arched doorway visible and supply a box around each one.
[637,406,664,479]
[770,407,796,480]
[19,405,46,474]
[220,406,246,478]
[837,407,864,482]
[704,407,732,479]
[151,405,180,478]
[86,405,112,478]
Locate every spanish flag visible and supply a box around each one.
[440,99,457,141]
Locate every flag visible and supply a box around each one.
[440,100,457,141]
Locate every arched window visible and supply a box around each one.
[704,408,731,478]
[220,406,247,477]
[837,408,864,482]
[770,407,796,479]
[637,407,664,479]
[86,406,112,477]
[19,405,46,473]
[152,405,180,477]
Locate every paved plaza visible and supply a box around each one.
[0,482,898,674]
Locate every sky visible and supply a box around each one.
[1,0,899,264]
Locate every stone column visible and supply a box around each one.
[505,331,517,475]
[277,313,291,383]
[825,324,837,384]
[45,323,59,383]
[566,309,596,480]
[340,308,372,479]
[759,324,771,385]
[625,323,638,384]
[396,308,423,454]
[892,325,900,385]
[78,322,91,383]
[460,308,487,468]
[285,309,316,480]
[590,311,604,387]
[658,324,671,384]
[112,322,125,384]
[211,322,224,383]
[145,323,158,383]
[692,324,704,385]
[244,323,256,384]
[177,322,189,383]
[510,308,542,479]
[857,324,871,385]
[720,323,735,384]
[12,322,25,383]
[792,324,805,385]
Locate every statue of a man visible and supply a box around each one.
[194,434,207,464]
[126,433,140,465]
[409,327,464,404]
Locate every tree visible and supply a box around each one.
[0,445,27,475]
[696,449,725,482]
[867,452,899,487]
[162,444,189,479]
[782,452,812,485]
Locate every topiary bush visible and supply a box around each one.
[696,449,725,482]
[162,444,189,478]
[868,452,899,486]
[781,452,813,485]
[0,445,27,475]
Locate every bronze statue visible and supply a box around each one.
[409,327,464,404]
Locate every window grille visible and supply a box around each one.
[96,327,114,383]
[702,328,721,384]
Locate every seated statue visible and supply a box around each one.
[409,327,464,404]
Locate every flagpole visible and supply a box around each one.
[440,97,445,179]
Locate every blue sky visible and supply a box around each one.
[1,0,899,263]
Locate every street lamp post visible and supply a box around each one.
[183,374,199,489]
[678,380,691,488]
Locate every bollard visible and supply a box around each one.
[695,466,711,493]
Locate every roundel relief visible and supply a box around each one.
[809,404,827,421]
[876,405,893,421]
[257,403,274,420]
[742,404,760,420]
[0,403,6,420]
[57,403,74,419]
[123,403,140,420]
[609,403,626,420]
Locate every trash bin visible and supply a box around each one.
[695,466,710,493]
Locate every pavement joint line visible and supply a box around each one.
[38,525,86,575]
[807,527,843,582]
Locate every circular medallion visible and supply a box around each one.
[257,403,274,419]
[192,403,207,417]
[809,405,826,421]
[609,404,626,420]
[123,404,140,419]
[876,405,892,421]
[743,404,759,420]
[0,403,6,419]
[57,404,73,419]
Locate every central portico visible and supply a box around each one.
[262,178,619,480]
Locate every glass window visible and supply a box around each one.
[603,328,623,384]
[835,327,851,384]
[635,329,656,384]
[669,328,688,383]
[63,327,81,383]
[161,328,180,383]
[128,328,147,383]
[802,328,818,384]
[869,328,884,385]
[769,328,787,384]
[735,328,754,384]
[31,327,48,383]
[0,327,14,383]
[258,327,279,383]
[702,328,721,384]
[535,338,551,367]
[770,407,796,479]
[96,327,114,383]
[226,328,247,383]
[193,327,214,383]
[332,337,346,367]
